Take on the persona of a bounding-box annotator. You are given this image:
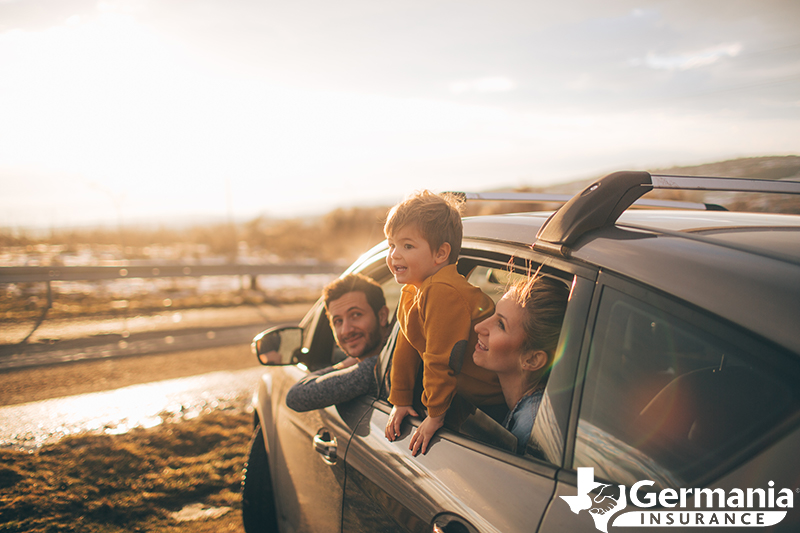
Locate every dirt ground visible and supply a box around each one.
[0,343,261,533]
[0,305,312,532]
[0,309,288,533]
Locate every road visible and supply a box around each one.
[0,303,311,450]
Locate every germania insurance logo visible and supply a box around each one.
[561,468,794,532]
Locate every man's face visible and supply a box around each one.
[327,291,383,359]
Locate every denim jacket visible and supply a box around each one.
[503,387,544,453]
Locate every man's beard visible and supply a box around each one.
[340,325,382,359]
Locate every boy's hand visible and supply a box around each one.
[409,414,444,456]
[385,405,417,441]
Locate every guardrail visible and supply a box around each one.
[1,262,344,344]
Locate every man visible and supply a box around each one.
[285,273,393,412]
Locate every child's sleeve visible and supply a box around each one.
[419,284,476,418]
[387,330,421,407]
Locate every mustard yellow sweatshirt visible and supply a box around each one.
[388,263,504,418]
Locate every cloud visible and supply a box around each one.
[0,0,98,33]
[638,43,743,71]
[450,76,517,94]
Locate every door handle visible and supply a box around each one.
[313,430,338,465]
[432,512,478,533]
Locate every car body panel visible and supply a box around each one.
[246,190,800,533]
[616,209,800,233]
[540,425,800,533]
[469,210,800,355]
[572,228,800,355]
[342,401,559,533]
[255,352,371,532]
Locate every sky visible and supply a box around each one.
[1,0,799,229]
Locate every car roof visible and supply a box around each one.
[612,210,800,264]
[463,208,800,356]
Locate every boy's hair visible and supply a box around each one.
[383,190,464,264]
[323,273,386,317]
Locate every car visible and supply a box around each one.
[240,171,800,533]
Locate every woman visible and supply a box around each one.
[473,274,569,452]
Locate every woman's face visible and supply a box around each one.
[473,293,528,375]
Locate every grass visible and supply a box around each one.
[0,408,254,533]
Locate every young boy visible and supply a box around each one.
[383,190,504,455]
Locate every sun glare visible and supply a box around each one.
[0,3,798,227]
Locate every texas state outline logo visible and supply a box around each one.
[560,467,794,532]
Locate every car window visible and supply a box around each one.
[469,265,523,304]
[573,286,800,489]
[296,300,337,371]
[370,256,577,459]
[380,276,402,320]
[438,263,573,459]
[355,252,402,318]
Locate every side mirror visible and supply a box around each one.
[251,326,304,366]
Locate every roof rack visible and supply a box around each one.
[650,174,800,194]
[449,191,719,211]
[531,171,800,256]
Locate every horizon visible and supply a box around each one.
[2,1,799,230]
[4,153,800,234]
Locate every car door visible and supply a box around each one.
[265,250,403,533]
[339,256,596,533]
[538,274,800,533]
[263,298,371,533]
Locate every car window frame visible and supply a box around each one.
[296,299,336,371]
[566,269,800,488]
[363,243,594,472]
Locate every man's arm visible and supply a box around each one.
[285,355,378,412]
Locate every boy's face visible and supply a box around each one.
[386,224,450,287]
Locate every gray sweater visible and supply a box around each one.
[285,355,379,412]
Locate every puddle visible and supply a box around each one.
[0,367,265,450]
[170,503,232,522]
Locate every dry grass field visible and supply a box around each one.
[1,408,253,533]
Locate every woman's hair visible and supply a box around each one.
[506,273,570,362]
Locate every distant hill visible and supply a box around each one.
[477,155,800,216]
[527,155,800,192]
[653,155,800,181]
[5,156,798,263]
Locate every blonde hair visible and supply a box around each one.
[384,190,464,264]
[507,273,569,361]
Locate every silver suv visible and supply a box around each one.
[242,171,800,533]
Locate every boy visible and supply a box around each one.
[383,190,503,455]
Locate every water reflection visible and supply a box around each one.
[0,367,264,450]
